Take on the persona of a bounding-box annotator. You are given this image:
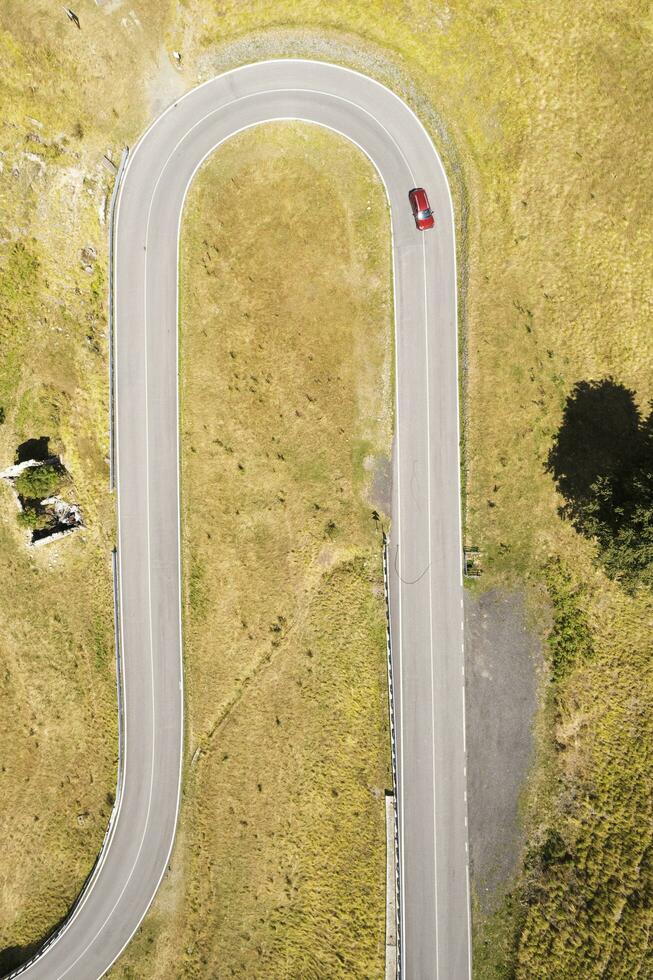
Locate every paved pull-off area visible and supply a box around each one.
[14,61,469,980]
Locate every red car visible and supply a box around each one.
[409,187,435,230]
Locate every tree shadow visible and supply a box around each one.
[546,379,653,589]
[15,435,51,464]
[0,939,44,975]
[0,898,85,974]
[0,907,68,975]
[0,842,114,975]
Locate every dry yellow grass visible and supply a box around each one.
[0,1,185,970]
[1,1,651,976]
[0,3,166,965]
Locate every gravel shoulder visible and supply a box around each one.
[464,588,541,912]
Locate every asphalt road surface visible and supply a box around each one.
[14,60,470,980]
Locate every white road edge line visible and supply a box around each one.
[422,234,441,979]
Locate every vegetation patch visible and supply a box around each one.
[543,558,593,684]
[547,379,653,591]
[1,449,83,546]
[473,890,525,980]
[14,460,63,500]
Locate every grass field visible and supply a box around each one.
[1,1,651,976]
[109,122,392,978]
[0,3,159,966]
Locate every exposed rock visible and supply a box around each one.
[0,452,83,547]
[102,154,118,175]
[0,457,57,480]
[42,495,83,527]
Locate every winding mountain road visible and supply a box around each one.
[14,60,470,980]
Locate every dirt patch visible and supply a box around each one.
[147,44,186,119]
[464,588,541,912]
[369,453,392,518]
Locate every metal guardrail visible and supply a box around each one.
[111,547,126,807]
[382,532,403,979]
[108,147,130,492]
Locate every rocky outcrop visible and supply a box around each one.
[0,453,84,546]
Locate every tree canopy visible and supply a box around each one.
[547,379,653,590]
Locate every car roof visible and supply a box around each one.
[411,187,429,209]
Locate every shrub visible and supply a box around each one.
[15,463,61,500]
[547,379,653,590]
[544,557,594,683]
[17,505,49,531]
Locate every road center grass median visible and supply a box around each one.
[110,122,393,978]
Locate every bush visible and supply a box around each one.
[17,505,50,531]
[15,463,61,500]
[544,557,594,683]
[547,379,653,590]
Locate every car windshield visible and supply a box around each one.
[418,208,432,219]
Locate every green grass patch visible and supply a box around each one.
[473,890,523,980]
[351,438,373,484]
[544,558,594,684]
[16,505,49,531]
